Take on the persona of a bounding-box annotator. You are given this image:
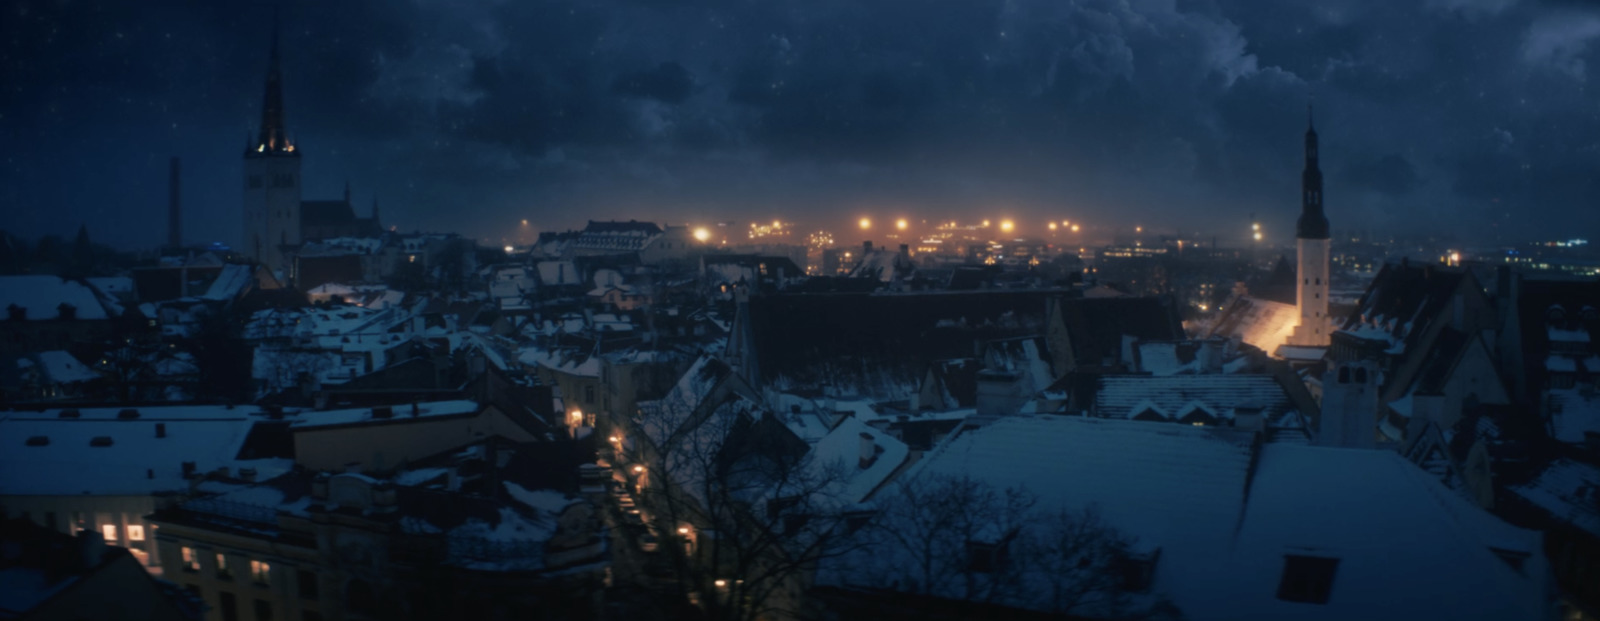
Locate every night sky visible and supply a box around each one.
[4,0,1598,249]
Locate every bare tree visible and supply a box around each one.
[827,472,1178,620]
[627,360,863,621]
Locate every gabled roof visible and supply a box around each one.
[0,275,111,321]
[0,406,283,496]
[1094,374,1299,422]
[1053,296,1185,368]
[300,200,357,226]
[1335,262,1477,356]
[1207,295,1298,356]
[1224,445,1543,621]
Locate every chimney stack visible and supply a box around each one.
[168,156,181,250]
[864,240,873,253]
[858,432,877,469]
[78,529,106,570]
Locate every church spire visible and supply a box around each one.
[250,13,295,157]
[1297,104,1329,240]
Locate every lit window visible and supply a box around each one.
[127,524,145,541]
[181,546,200,571]
[217,553,232,579]
[101,524,118,543]
[251,560,271,585]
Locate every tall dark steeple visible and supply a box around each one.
[1297,105,1329,239]
[250,15,296,157]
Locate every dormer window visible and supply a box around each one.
[1276,555,1339,604]
[965,529,1017,574]
[1117,548,1160,592]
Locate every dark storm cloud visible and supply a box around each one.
[4,0,1600,248]
[1341,154,1420,197]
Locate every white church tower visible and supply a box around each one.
[242,23,302,276]
[1288,107,1331,347]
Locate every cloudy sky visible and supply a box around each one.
[3,0,1597,249]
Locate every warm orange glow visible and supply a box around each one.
[1000,219,1015,233]
[982,219,991,227]
[859,217,872,230]
[1252,222,1261,231]
[1253,231,1263,241]
[896,218,908,231]
[1048,222,1058,231]
[570,410,584,422]
[678,526,691,535]
[715,579,728,588]
[503,245,514,253]
[609,435,620,443]
[633,465,645,474]
[1071,224,1080,232]
[1135,226,1143,233]
[521,219,529,226]
[693,227,711,242]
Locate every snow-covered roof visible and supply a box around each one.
[0,275,109,320]
[808,417,910,505]
[520,349,601,378]
[291,400,480,429]
[1511,459,1600,538]
[1547,387,1600,444]
[1207,295,1297,356]
[637,356,731,447]
[32,350,100,384]
[201,264,253,301]
[1095,374,1296,422]
[536,261,581,286]
[1218,445,1544,621]
[0,406,286,496]
[843,415,1543,620]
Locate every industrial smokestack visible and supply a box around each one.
[168,156,181,250]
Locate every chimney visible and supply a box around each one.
[78,529,107,570]
[899,243,909,255]
[1233,406,1265,434]
[1316,362,1379,449]
[1201,339,1225,374]
[864,240,873,253]
[168,156,181,250]
[155,423,167,438]
[858,432,878,469]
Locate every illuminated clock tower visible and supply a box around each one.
[1289,107,1331,347]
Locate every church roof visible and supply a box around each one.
[301,200,358,226]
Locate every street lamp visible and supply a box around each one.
[693,227,711,242]
[859,217,872,230]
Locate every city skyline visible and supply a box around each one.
[6,1,1600,250]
